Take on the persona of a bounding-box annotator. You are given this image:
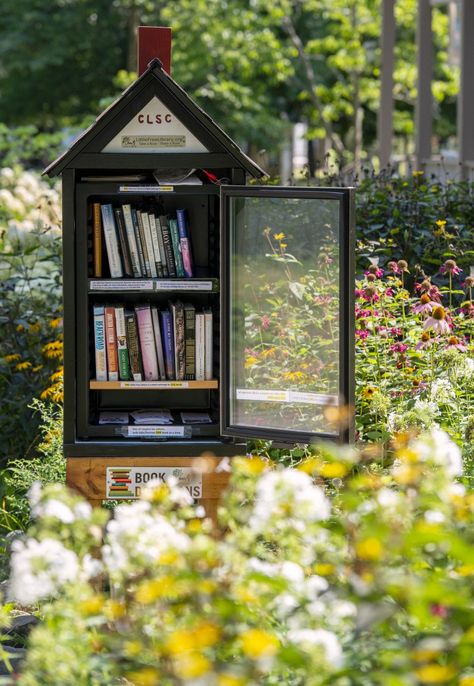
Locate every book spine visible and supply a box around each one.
[176,208,194,278]
[204,310,213,380]
[114,207,133,277]
[195,313,205,381]
[131,209,147,277]
[151,306,166,380]
[184,303,196,380]
[148,213,164,277]
[93,203,102,277]
[160,216,177,277]
[141,212,158,278]
[169,218,185,278]
[104,306,119,381]
[135,305,159,380]
[115,306,131,380]
[155,215,169,277]
[122,204,142,278]
[93,305,107,381]
[160,310,175,380]
[125,310,142,381]
[100,204,123,278]
[172,301,185,380]
[136,211,152,277]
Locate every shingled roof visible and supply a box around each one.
[44,58,266,178]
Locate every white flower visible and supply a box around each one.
[31,498,75,524]
[305,575,329,599]
[431,377,455,404]
[141,476,193,507]
[27,481,42,508]
[9,538,79,604]
[413,428,462,477]
[287,628,343,667]
[247,558,278,577]
[280,561,305,584]
[74,502,93,519]
[424,510,445,523]
[250,470,330,534]
[377,488,399,508]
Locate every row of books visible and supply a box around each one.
[93,203,194,279]
[93,302,213,382]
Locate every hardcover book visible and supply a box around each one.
[124,310,143,381]
[135,304,159,380]
[148,213,164,277]
[104,306,119,381]
[115,306,131,380]
[171,301,186,380]
[131,208,147,276]
[93,203,102,277]
[154,215,169,277]
[169,218,185,278]
[93,305,107,381]
[176,208,194,278]
[140,212,158,278]
[184,302,196,380]
[114,207,133,277]
[160,309,175,380]
[151,306,166,380]
[160,215,177,277]
[100,204,123,278]
[122,204,142,278]
[195,312,205,381]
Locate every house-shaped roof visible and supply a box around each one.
[44,58,266,178]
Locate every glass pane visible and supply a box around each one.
[228,193,340,436]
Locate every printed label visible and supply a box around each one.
[122,135,186,148]
[118,185,174,193]
[236,389,289,402]
[120,381,190,389]
[90,279,154,291]
[106,466,202,499]
[154,280,213,291]
[288,391,339,406]
[124,426,187,438]
[236,388,339,406]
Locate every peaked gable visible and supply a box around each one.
[44,59,265,178]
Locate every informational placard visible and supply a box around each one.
[122,426,189,438]
[89,279,154,291]
[236,388,339,406]
[118,185,174,193]
[106,466,202,499]
[102,96,208,154]
[120,381,190,389]
[154,280,213,291]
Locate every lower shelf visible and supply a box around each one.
[86,423,220,439]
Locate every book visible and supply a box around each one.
[114,207,133,277]
[135,305,159,381]
[154,215,169,277]
[195,312,205,381]
[151,306,166,380]
[136,211,152,277]
[104,306,119,381]
[169,218,185,278]
[171,301,185,380]
[160,215,177,277]
[100,204,123,278]
[93,305,107,381]
[122,204,142,278]
[140,212,158,278]
[184,302,196,380]
[93,203,102,277]
[115,306,131,380]
[160,310,175,380]
[176,208,194,278]
[124,310,143,381]
[148,213,164,277]
[131,208,147,277]
[204,309,213,380]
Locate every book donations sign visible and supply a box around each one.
[106,466,202,500]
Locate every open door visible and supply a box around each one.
[220,185,355,444]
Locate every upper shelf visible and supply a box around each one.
[88,278,219,294]
[90,380,219,390]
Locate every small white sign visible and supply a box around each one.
[106,466,202,499]
[119,185,174,193]
[236,388,289,402]
[155,280,213,291]
[124,425,188,438]
[120,381,189,389]
[236,388,339,406]
[288,391,339,406]
[90,279,153,291]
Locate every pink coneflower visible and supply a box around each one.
[446,335,468,352]
[397,259,409,273]
[415,278,431,293]
[387,260,401,275]
[365,265,384,278]
[356,329,369,339]
[415,332,434,350]
[390,343,408,354]
[427,285,443,303]
[412,293,436,315]
[423,305,450,334]
[411,378,428,394]
[261,315,271,330]
[440,259,462,276]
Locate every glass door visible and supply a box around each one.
[221,186,354,443]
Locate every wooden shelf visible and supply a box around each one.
[90,380,218,390]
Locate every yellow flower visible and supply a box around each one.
[15,361,32,371]
[460,676,474,686]
[240,629,279,659]
[233,456,268,476]
[79,595,104,616]
[414,664,456,683]
[32,364,43,373]
[244,355,259,368]
[4,354,21,363]
[103,599,126,620]
[136,576,176,604]
[412,170,424,177]
[174,652,211,679]
[411,648,442,662]
[280,243,287,248]
[218,674,246,686]
[314,563,335,576]
[49,317,62,329]
[318,462,349,479]
[362,386,377,399]
[49,368,63,382]
[126,667,160,686]
[28,322,41,334]
[194,621,220,648]
[435,219,446,227]
[166,629,196,655]
[16,324,24,332]
[274,232,285,240]
[456,565,474,576]
[124,640,143,657]
[355,537,383,561]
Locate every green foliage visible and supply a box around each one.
[8,431,474,685]
[0,167,63,464]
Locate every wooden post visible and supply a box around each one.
[415,0,433,168]
[458,0,474,179]
[378,0,395,169]
[137,26,172,76]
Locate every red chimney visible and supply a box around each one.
[137,26,172,76]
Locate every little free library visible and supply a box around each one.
[44,28,355,512]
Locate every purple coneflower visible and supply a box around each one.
[446,335,468,352]
[440,259,462,276]
[411,378,428,394]
[423,305,450,334]
[412,293,436,315]
[415,332,435,350]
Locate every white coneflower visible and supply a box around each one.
[423,305,450,335]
